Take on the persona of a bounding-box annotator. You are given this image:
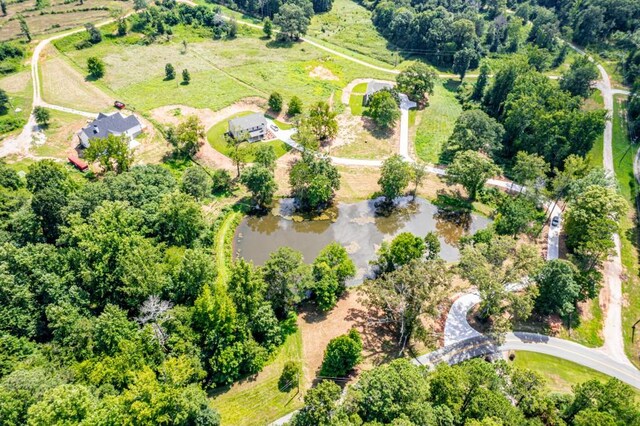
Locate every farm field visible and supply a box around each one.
[49,25,393,113]
[0,0,131,41]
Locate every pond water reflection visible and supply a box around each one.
[234,197,491,285]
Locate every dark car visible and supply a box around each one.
[551,216,560,227]
[114,101,126,110]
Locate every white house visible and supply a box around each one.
[78,112,143,148]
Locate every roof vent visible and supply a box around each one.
[93,125,99,134]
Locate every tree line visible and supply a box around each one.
[291,357,640,425]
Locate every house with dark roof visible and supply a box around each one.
[363,81,394,106]
[78,112,143,148]
[228,113,267,143]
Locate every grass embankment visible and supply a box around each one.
[210,206,305,425]
[206,111,291,162]
[348,82,367,116]
[413,81,463,164]
[510,351,640,394]
[608,95,640,368]
[211,329,304,426]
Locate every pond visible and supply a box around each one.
[234,197,491,285]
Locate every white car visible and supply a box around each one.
[270,124,279,132]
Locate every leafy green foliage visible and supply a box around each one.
[278,361,300,391]
[560,56,600,98]
[320,329,362,377]
[240,165,277,209]
[180,165,212,200]
[287,96,303,116]
[167,115,204,158]
[85,134,134,174]
[373,232,426,274]
[378,154,411,203]
[396,63,437,105]
[310,243,355,310]
[274,3,310,41]
[442,109,504,163]
[87,56,105,78]
[32,106,50,127]
[289,152,340,211]
[262,247,312,318]
[366,90,400,129]
[155,192,205,247]
[535,259,581,318]
[446,150,499,201]
[268,92,283,112]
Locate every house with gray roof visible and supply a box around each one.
[228,113,267,143]
[363,81,394,106]
[78,112,143,149]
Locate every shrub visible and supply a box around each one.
[320,329,362,377]
[279,361,301,391]
[269,92,283,112]
[287,96,302,116]
[211,169,233,194]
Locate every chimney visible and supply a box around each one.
[93,124,99,134]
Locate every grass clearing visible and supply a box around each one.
[210,328,304,426]
[207,111,290,162]
[413,80,462,164]
[40,47,113,112]
[50,27,393,113]
[307,0,401,67]
[32,109,86,158]
[510,351,639,393]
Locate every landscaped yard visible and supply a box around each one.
[413,80,463,164]
[348,82,367,116]
[210,328,304,426]
[207,111,290,162]
[510,351,638,394]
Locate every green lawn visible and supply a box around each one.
[207,111,291,162]
[51,25,393,113]
[210,328,304,426]
[349,82,367,116]
[585,91,604,168]
[413,80,462,164]
[510,351,638,394]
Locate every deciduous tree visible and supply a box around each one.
[446,150,499,201]
[87,56,105,78]
[367,90,400,129]
[378,154,411,204]
[180,165,212,200]
[396,63,437,105]
[85,134,133,174]
[274,4,310,41]
[320,329,362,377]
[240,165,277,209]
[268,92,282,112]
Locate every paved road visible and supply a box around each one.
[398,94,416,161]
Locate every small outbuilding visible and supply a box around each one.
[363,81,394,106]
[228,113,267,142]
[78,112,143,148]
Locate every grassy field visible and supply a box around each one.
[510,351,637,393]
[586,91,605,167]
[207,111,290,162]
[40,47,114,112]
[0,69,32,139]
[307,0,401,67]
[413,80,462,163]
[50,25,393,113]
[210,328,304,426]
[0,0,130,41]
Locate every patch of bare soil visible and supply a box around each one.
[149,97,267,131]
[298,290,397,386]
[309,66,339,81]
[274,151,299,197]
[332,113,361,148]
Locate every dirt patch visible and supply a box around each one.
[150,97,266,131]
[309,65,339,81]
[298,289,398,386]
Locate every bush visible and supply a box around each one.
[211,169,233,194]
[279,361,301,391]
[320,329,362,377]
[287,96,302,116]
[269,92,283,112]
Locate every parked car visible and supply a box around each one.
[551,216,560,227]
[114,101,126,110]
[270,124,279,132]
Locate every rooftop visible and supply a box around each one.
[366,81,394,96]
[229,113,267,133]
[80,112,141,140]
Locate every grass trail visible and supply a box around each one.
[214,210,243,287]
